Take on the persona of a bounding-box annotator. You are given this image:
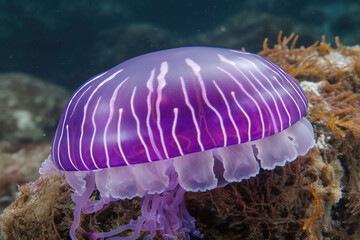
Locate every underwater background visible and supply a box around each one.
[1,0,360,91]
[0,0,360,239]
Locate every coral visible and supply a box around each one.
[0,171,143,240]
[259,32,360,138]
[260,32,360,239]
[0,172,73,240]
[2,148,341,240]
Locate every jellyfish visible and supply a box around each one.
[40,47,315,239]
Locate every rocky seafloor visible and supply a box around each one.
[0,33,359,240]
[0,73,69,214]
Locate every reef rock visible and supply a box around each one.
[193,12,321,53]
[0,141,51,213]
[0,73,69,143]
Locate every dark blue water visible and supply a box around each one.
[0,0,359,90]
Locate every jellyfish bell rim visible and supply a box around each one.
[54,109,308,173]
[48,116,315,199]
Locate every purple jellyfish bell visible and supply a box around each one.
[40,46,315,239]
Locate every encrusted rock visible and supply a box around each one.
[0,141,51,213]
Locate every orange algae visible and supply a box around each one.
[303,184,322,240]
[259,31,323,79]
[259,32,360,239]
[259,31,360,83]
[259,32,360,138]
[309,90,360,138]
[311,86,360,137]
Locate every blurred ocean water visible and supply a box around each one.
[0,0,359,90]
